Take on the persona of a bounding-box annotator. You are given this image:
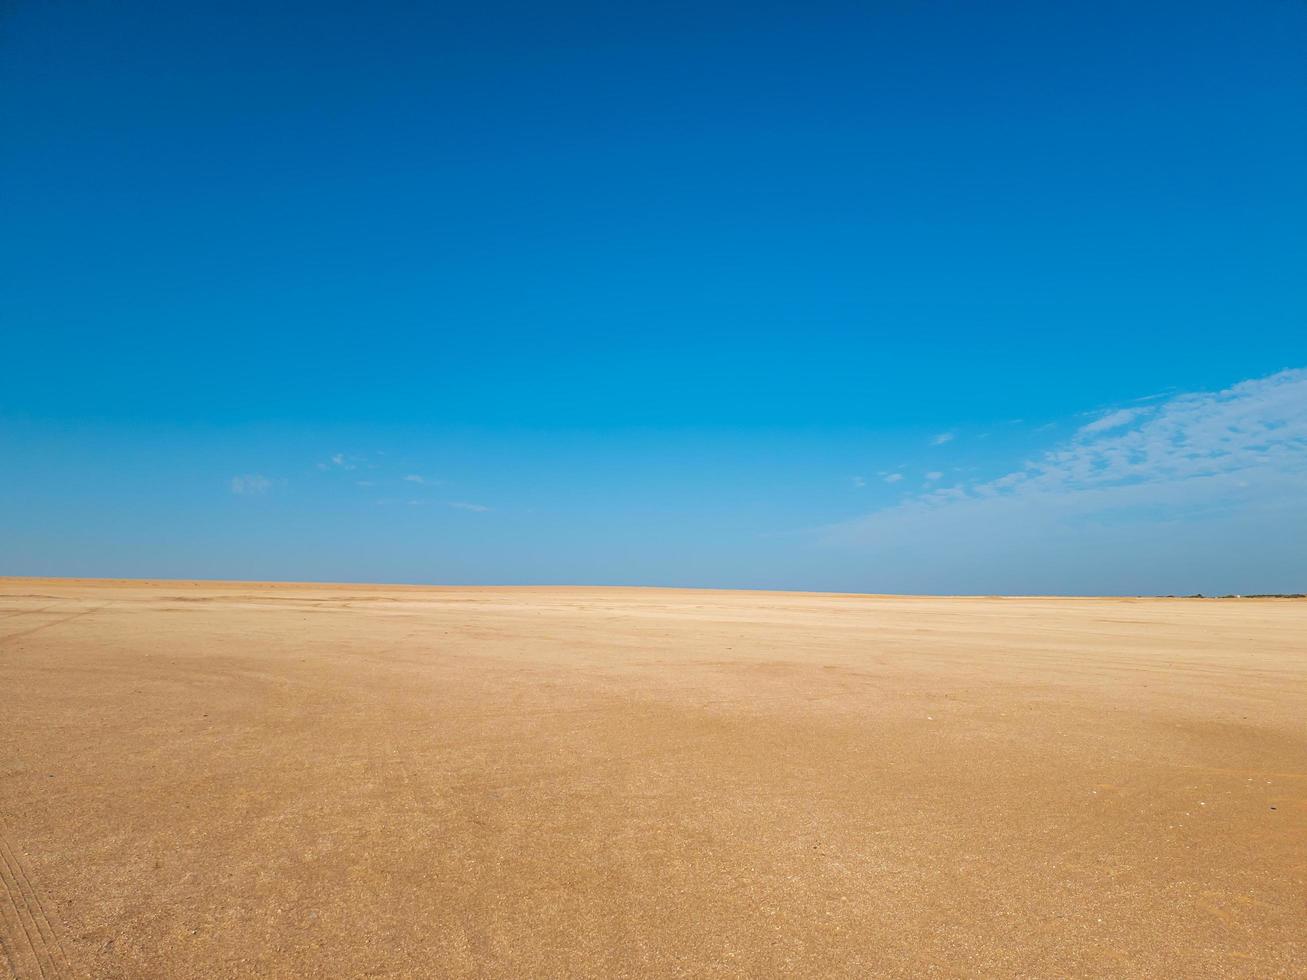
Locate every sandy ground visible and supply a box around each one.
[0,579,1303,978]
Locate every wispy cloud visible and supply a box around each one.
[448,501,490,512]
[883,473,903,484]
[823,369,1307,593]
[931,431,956,446]
[317,453,356,471]
[403,474,445,486]
[851,476,867,488]
[925,471,943,481]
[230,474,273,495]
[1077,407,1145,436]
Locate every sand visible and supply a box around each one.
[0,578,1303,977]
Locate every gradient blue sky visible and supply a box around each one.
[3,1,1304,593]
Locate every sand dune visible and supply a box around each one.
[1,578,1303,977]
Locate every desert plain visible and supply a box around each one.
[0,578,1303,978]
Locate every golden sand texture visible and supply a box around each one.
[0,578,1303,978]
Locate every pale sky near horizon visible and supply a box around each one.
[2,1,1305,594]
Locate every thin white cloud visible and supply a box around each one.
[318,453,357,471]
[852,476,867,488]
[931,431,956,445]
[448,501,490,512]
[925,471,943,481]
[823,368,1307,593]
[230,474,272,496]
[1077,407,1147,436]
[883,473,903,484]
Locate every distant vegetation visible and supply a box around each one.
[1161,593,1306,599]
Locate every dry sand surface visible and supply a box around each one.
[0,578,1304,978]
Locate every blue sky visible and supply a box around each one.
[2,0,1304,593]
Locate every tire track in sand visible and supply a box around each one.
[0,606,64,622]
[0,605,109,648]
[0,597,98,977]
[0,829,76,979]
